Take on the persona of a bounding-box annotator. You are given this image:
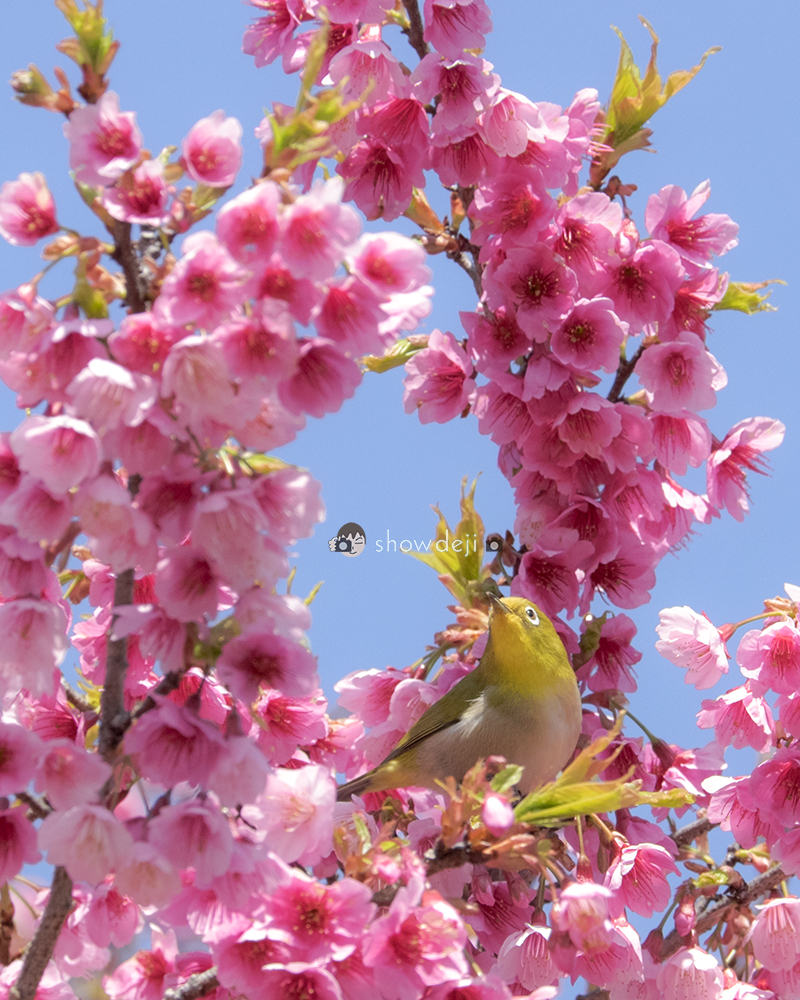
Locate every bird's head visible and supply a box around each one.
[486,594,572,688]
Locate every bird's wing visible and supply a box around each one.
[378,667,486,766]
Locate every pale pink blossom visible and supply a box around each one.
[650,410,712,475]
[74,476,157,574]
[656,947,724,1000]
[551,882,616,954]
[706,776,782,848]
[697,685,774,752]
[645,180,739,267]
[100,159,170,224]
[154,545,222,622]
[102,926,178,1000]
[481,793,515,838]
[206,734,270,807]
[707,417,785,522]
[244,764,335,866]
[80,879,142,948]
[750,745,800,829]
[114,841,182,908]
[0,598,69,698]
[745,898,800,972]
[0,285,54,358]
[412,53,498,130]
[328,38,407,105]
[495,923,559,992]
[235,392,306,451]
[551,192,623,289]
[252,255,322,324]
[148,798,234,884]
[160,333,241,434]
[550,297,627,374]
[68,358,156,431]
[39,804,134,884]
[108,311,182,376]
[260,964,343,1000]
[10,414,101,495]
[655,606,730,689]
[124,699,225,789]
[426,976,512,1000]
[34,739,111,809]
[604,843,679,918]
[423,0,492,58]
[262,871,375,962]
[252,466,324,544]
[315,276,386,353]
[0,719,42,794]
[216,629,317,703]
[278,338,362,418]
[64,91,143,187]
[349,232,431,298]
[279,179,361,281]
[0,327,105,409]
[403,328,475,424]
[0,172,59,246]
[216,180,281,264]
[182,111,243,188]
[242,0,310,69]
[636,333,727,413]
[362,882,469,998]
[156,232,248,330]
[0,807,41,883]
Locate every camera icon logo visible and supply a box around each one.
[485,534,502,554]
[329,522,366,558]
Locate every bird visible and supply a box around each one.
[336,594,582,801]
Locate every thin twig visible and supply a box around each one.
[15,792,51,821]
[162,969,220,1000]
[659,865,786,961]
[98,568,135,761]
[447,236,483,300]
[110,220,146,314]
[607,343,645,403]
[9,867,73,1000]
[671,816,715,849]
[130,670,184,722]
[401,0,429,60]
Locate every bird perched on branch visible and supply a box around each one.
[337,594,582,801]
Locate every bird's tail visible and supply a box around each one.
[336,770,375,802]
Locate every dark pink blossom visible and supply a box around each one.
[80,880,142,949]
[339,139,418,221]
[607,240,684,332]
[280,180,360,280]
[154,545,222,622]
[423,0,493,60]
[553,392,623,459]
[403,328,475,423]
[314,276,386,353]
[278,338,362,419]
[661,268,727,342]
[0,807,40,882]
[260,964,343,1000]
[463,307,530,375]
[645,180,739,268]
[485,245,577,341]
[328,38,407,104]
[585,535,657,611]
[637,332,727,413]
[216,629,317,703]
[182,111,243,189]
[124,699,225,788]
[0,172,59,246]
[604,843,679,917]
[650,410,712,475]
[34,739,111,809]
[242,0,311,69]
[103,926,178,1000]
[64,91,143,187]
[550,193,623,291]
[101,159,170,224]
[550,297,627,374]
[577,614,641,694]
[216,180,281,265]
[470,164,555,249]
[349,232,431,296]
[428,125,501,187]
[413,53,498,131]
[108,311,181,376]
[0,720,42,794]
[706,416,785,521]
[738,618,800,696]
[74,475,158,574]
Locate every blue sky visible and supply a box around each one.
[0,0,797,762]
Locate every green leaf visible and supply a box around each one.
[362,337,428,373]
[55,0,117,73]
[572,612,610,670]
[490,765,524,796]
[714,279,784,314]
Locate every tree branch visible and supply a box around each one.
[10,867,73,1000]
[110,220,146,314]
[401,0,429,60]
[607,343,645,403]
[98,568,135,761]
[447,241,483,300]
[162,969,220,1000]
[671,816,715,849]
[659,865,786,961]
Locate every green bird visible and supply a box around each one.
[337,595,582,801]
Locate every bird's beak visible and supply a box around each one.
[487,593,510,617]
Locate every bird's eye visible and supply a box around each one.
[525,606,540,626]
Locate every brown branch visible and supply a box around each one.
[447,241,483,300]
[401,0,430,60]
[607,343,645,403]
[372,844,489,907]
[98,568,135,761]
[162,969,220,1000]
[15,791,51,821]
[9,867,73,1000]
[671,816,715,849]
[659,865,786,961]
[130,669,184,722]
[110,220,146,314]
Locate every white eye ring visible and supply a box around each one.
[525,606,540,626]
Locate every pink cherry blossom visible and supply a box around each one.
[737,618,800,695]
[148,798,234,884]
[413,53,498,131]
[750,745,800,829]
[74,475,158,574]
[0,328,105,410]
[655,606,730,689]
[64,91,143,187]
[604,843,679,918]
[0,598,69,698]
[0,719,42,794]
[585,535,657,612]
[485,245,577,341]
[108,311,181,376]
[645,180,739,267]
[463,308,530,375]
[481,793,515,837]
[38,804,134,884]
[428,124,501,187]
[0,285,54,358]
[314,276,386,354]
[244,764,335,866]
[113,841,182,908]
[495,923,559,992]
[577,614,641,694]
[100,159,170,224]
[278,338,362,419]
[124,699,226,789]
[34,739,112,809]
[650,410,712,475]
[607,240,684,332]
[469,164,555,248]
[10,414,102,495]
[242,0,311,69]
[550,298,627,374]
[216,629,317,703]
[327,38,407,105]
[635,333,727,413]
[349,232,431,298]
[216,180,281,264]
[252,466,324,544]
[103,926,178,1000]
[0,807,41,882]
[696,685,774,752]
[154,545,222,622]
[207,734,270,807]
[422,0,493,59]
[0,172,59,246]
[426,975,512,1000]
[745,898,800,972]
[706,776,782,849]
[551,882,616,954]
[80,880,142,949]
[279,179,361,281]
[260,964,343,1000]
[156,232,248,330]
[339,139,419,222]
[182,111,243,189]
[403,328,475,424]
[706,416,785,521]
[68,358,156,431]
[656,947,724,1000]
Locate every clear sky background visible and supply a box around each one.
[0,1,798,766]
